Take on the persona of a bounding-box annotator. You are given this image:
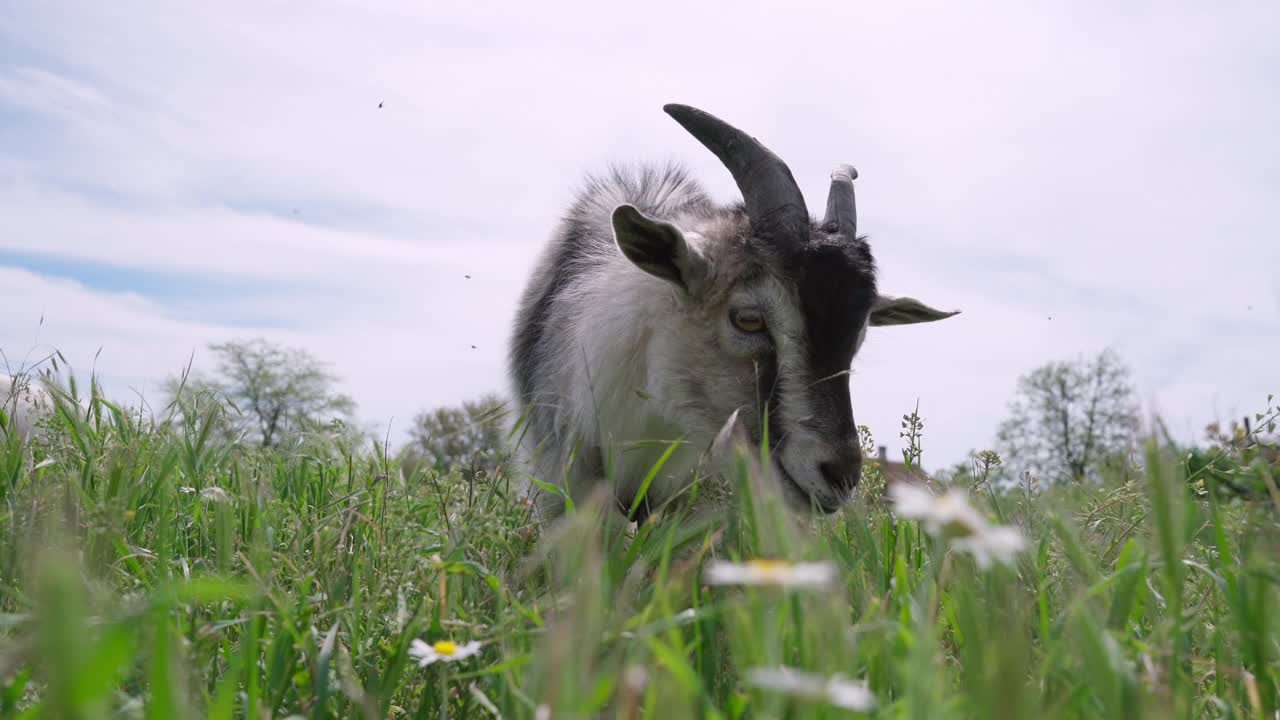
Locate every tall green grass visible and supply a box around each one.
[0,373,1276,718]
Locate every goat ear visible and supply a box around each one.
[612,204,707,294]
[869,294,961,326]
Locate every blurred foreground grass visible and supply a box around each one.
[1,374,1277,719]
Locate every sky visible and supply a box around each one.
[2,1,1277,469]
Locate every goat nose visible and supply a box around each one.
[819,449,862,492]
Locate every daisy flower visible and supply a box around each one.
[888,482,1026,569]
[704,559,837,589]
[745,666,876,712]
[408,638,484,667]
[952,525,1028,570]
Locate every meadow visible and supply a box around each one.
[1,374,1277,719]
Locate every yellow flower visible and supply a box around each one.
[408,638,484,667]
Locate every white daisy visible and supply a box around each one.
[745,666,876,711]
[889,483,987,538]
[408,638,484,666]
[888,482,1026,569]
[704,559,837,589]
[952,525,1027,570]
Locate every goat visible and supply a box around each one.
[507,104,959,521]
[1,374,52,441]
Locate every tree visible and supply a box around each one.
[405,393,510,475]
[165,338,357,448]
[996,348,1140,484]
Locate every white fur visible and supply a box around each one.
[510,199,845,516]
[517,212,718,511]
[1,375,52,440]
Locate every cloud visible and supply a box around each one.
[1,0,1277,467]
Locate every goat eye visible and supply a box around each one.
[730,308,767,333]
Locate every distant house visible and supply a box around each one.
[874,445,929,487]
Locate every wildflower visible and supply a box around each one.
[890,483,987,537]
[408,638,484,666]
[744,666,876,712]
[200,487,233,504]
[951,526,1027,570]
[888,482,1026,569]
[704,559,836,589]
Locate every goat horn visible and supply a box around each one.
[663,103,809,237]
[823,164,858,236]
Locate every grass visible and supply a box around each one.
[1,373,1277,719]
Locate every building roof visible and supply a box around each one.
[875,445,929,487]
